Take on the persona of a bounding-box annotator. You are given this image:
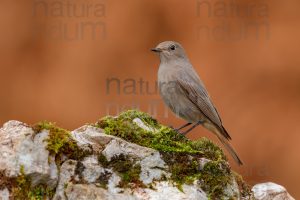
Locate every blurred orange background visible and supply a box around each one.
[0,0,300,198]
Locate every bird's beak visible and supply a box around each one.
[151,48,162,53]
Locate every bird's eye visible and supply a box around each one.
[169,45,176,51]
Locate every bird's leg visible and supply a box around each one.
[174,122,192,132]
[181,121,203,135]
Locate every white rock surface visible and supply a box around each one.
[133,118,157,132]
[140,151,167,185]
[0,188,9,200]
[65,184,137,200]
[102,137,155,161]
[252,182,295,200]
[53,160,78,200]
[0,120,58,188]
[81,156,107,183]
[135,182,208,200]
[54,157,207,200]
[223,178,240,199]
[71,125,111,153]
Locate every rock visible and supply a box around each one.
[81,156,107,183]
[135,182,208,200]
[71,125,111,153]
[223,178,240,199]
[0,188,9,200]
[53,160,77,200]
[72,125,168,186]
[66,183,139,200]
[65,184,108,200]
[252,182,295,200]
[133,118,157,132]
[101,135,156,161]
[139,151,167,185]
[0,110,295,200]
[0,120,58,188]
[101,135,168,185]
[55,158,208,200]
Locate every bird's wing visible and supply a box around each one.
[176,68,232,140]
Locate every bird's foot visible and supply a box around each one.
[168,125,183,134]
[168,125,174,129]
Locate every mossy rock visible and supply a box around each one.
[96,110,225,160]
[6,110,250,199]
[96,110,251,199]
[33,121,92,165]
[0,166,55,200]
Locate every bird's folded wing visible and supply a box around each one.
[176,73,223,129]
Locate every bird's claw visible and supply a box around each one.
[169,126,188,136]
[168,125,181,133]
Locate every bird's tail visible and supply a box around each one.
[204,123,243,165]
[217,133,243,165]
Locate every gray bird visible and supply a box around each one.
[151,41,243,165]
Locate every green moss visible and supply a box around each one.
[0,171,13,191]
[98,154,109,168]
[161,152,232,198]
[232,171,253,198]
[74,161,86,183]
[190,138,225,161]
[33,121,91,164]
[27,186,55,200]
[162,153,199,191]
[34,121,70,155]
[11,166,55,200]
[96,110,234,198]
[118,164,142,188]
[199,161,232,199]
[109,154,133,173]
[96,171,112,189]
[109,154,143,188]
[97,154,144,188]
[96,110,226,160]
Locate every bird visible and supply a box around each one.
[151,41,243,165]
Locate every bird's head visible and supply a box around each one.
[151,41,187,63]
